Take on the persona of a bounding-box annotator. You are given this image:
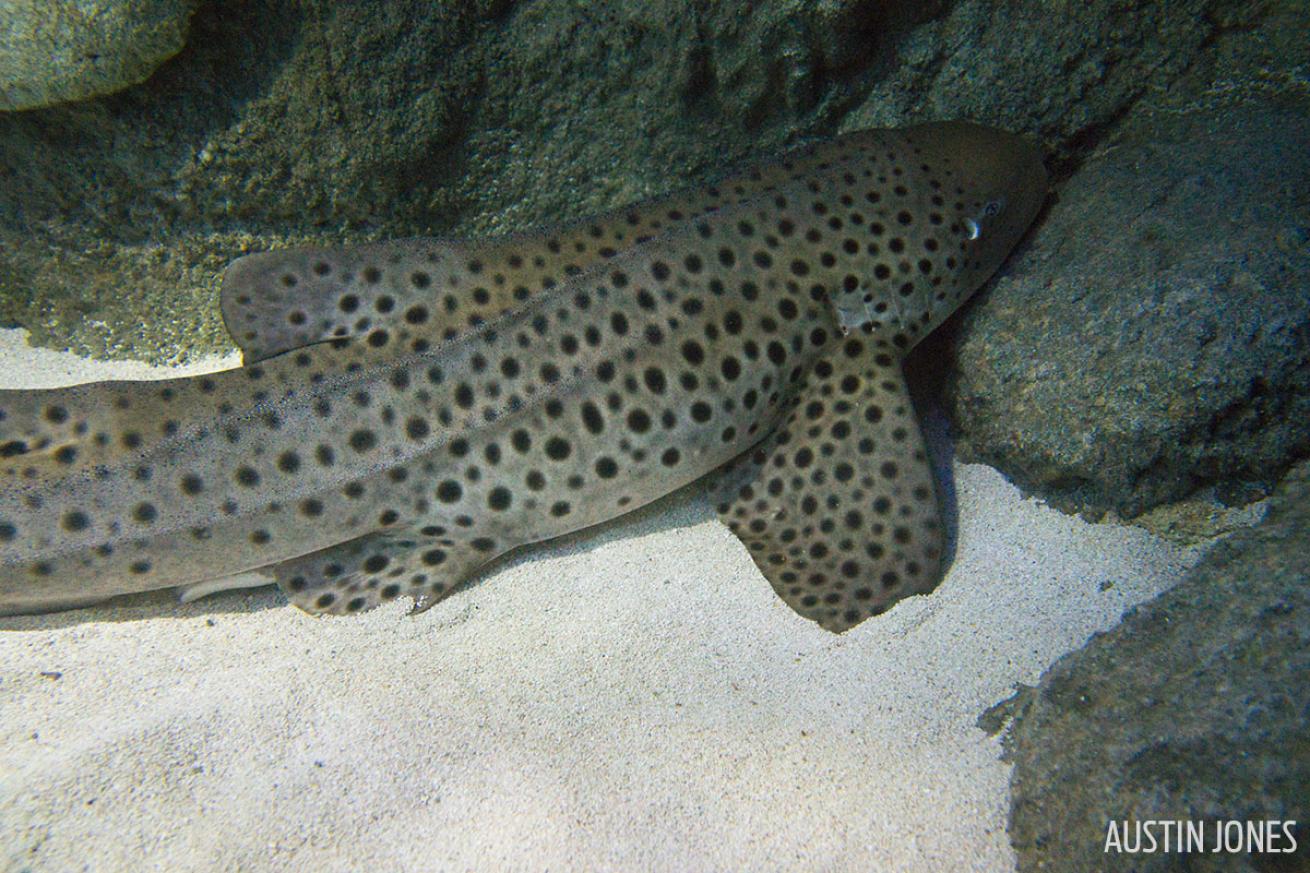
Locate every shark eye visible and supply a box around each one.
[965,198,1006,240]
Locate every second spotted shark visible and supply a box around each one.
[0,122,1045,632]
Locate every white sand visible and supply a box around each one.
[0,328,1199,872]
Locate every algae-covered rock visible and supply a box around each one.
[0,0,197,112]
[843,0,1230,153]
[943,0,1310,518]
[0,0,1261,363]
[997,461,1310,871]
[947,98,1310,518]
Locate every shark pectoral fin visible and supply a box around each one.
[265,528,495,616]
[220,240,474,363]
[715,337,945,633]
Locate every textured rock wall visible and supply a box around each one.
[0,1,1255,346]
[947,98,1310,518]
[998,462,1310,872]
[0,0,197,111]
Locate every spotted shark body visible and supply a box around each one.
[0,122,1045,632]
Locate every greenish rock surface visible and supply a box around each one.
[0,0,1257,363]
[0,0,197,112]
[947,103,1310,518]
[842,0,1234,152]
[944,0,1310,518]
[995,461,1310,871]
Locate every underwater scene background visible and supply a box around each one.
[0,1,1306,870]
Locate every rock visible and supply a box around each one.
[1133,492,1270,547]
[845,0,1231,154]
[0,0,1262,362]
[0,0,197,112]
[995,461,1310,871]
[946,1,1310,517]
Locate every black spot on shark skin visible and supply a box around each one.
[4,123,1045,627]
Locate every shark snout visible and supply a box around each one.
[907,120,1047,275]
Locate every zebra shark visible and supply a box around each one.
[0,121,1045,631]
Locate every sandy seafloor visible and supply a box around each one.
[0,327,1200,872]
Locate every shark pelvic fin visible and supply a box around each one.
[265,527,499,616]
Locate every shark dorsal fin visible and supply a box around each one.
[218,133,892,364]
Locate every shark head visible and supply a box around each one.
[825,121,1047,342]
[913,120,1048,296]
